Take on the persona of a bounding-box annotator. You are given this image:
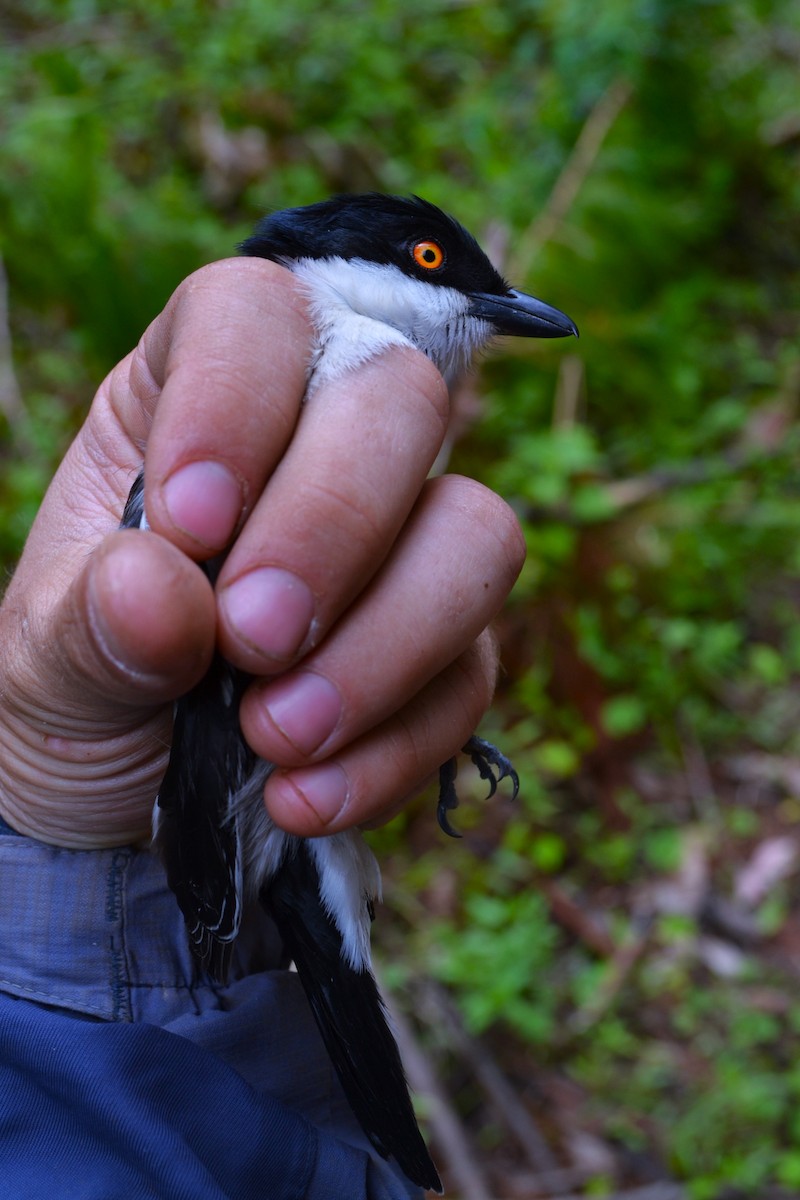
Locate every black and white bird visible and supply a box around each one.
[121,194,577,1194]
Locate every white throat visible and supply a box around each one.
[289,256,494,389]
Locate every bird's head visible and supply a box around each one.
[240,193,577,384]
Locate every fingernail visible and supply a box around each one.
[221,568,315,663]
[274,763,350,826]
[162,461,243,549]
[258,672,343,755]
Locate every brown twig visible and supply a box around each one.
[538,877,616,958]
[377,969,494,1200]
[505,1164,603,1196]
[512,78,633,275]
[518,440,791,528]
[421,980,560,1175]
[552,354,587,429]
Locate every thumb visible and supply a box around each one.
[60,528,216,711]
[0,530,215,846]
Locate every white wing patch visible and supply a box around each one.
[232,758,381,971]
[307,831,382,972]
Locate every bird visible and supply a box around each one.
[120,193,577,1194]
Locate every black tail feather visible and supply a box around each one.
[263,843,442,1194]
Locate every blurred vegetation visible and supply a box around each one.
[1,1,799,1196]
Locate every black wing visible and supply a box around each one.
[121,469,252,983]
[155,651,254,983]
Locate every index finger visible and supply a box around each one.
[214,347,449,673]
[132,257,313,556]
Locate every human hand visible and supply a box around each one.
[0,258,524,848]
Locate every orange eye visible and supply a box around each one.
[412,240,445,270]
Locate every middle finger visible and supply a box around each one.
[216,345,449,672]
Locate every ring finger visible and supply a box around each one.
[239,473,524,769]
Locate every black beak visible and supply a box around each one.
[469,289,578,339]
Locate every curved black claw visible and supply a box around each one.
[436,735,520,837]
[437,755,462,839]
[465,734,520,802]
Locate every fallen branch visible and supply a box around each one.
[421,980,559,1175]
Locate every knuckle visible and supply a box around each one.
[299,476,385,550]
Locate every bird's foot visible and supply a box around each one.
[437,734,520,838]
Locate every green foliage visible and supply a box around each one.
[432,888,560,1042]
[2,0,799,1192]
